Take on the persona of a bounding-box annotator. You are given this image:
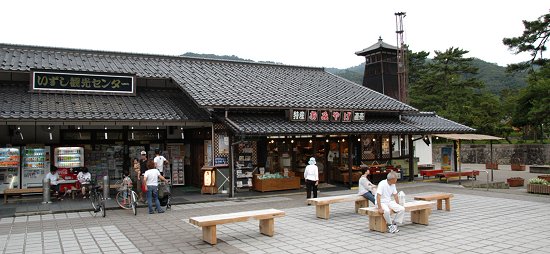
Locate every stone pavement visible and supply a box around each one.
[1,181,549,254]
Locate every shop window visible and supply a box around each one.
[361,134,377,160]
[381,135,391,159]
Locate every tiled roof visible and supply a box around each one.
[0,83,210,121]
[400,112,476,133]
[221,111,474,136]
[355,37,398,56]
[0,43,416,112]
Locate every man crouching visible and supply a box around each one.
[376,171,404,233]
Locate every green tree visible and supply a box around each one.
[503,11,550,142]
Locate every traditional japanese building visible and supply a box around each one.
[0,43,474,196]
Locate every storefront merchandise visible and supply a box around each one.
[0,147,20,194]
[22,146,51,188]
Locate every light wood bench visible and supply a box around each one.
[307,194,370,219]
[188,209,285,245]
[358,200,434,233]
[414,193,454,211]
[4,188,43,204]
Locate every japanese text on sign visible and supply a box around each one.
[291,109,366,122]
[32,71,135,96]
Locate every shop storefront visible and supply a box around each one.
[0,43,474,197]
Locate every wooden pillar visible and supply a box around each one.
[408,134,414,181]
[348,135,353,189]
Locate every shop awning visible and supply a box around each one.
[0,83,210,125]
[222,112,475,136]
[434,134,503,140]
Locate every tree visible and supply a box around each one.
[409,47,486,129]
[503,11,550,142]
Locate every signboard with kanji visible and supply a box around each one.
[290,109,307,121]
[31,71,136,96]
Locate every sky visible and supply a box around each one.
[1,0,548,69]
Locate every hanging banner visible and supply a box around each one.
[31,70,136,96]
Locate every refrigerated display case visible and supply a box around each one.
[54,147,84,168]
[22,146,51,188]
[0,147,20,194]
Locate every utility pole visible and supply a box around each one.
[395,12,408,103]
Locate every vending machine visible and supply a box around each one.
[22,146,51,188]
[0,147,20,194]
[54,147,84,192]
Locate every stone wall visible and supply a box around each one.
[432,144,550,165]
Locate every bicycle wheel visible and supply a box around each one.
[131,191,137,216]
[98,192,106,217]
[115,191,132,209]
[90,191,99,211]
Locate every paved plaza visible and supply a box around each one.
[1,178,549,254]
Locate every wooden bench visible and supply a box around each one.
[188,209,285,245]
[4,188,43,204]
[307,194,370,219]
[414,193,454,211]
[436,170,479,183]
[420,169,444,179]
[358,200,434,233]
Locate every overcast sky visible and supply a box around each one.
[2,0,548,69]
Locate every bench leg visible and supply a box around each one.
[259,218,275,236]
[444,198,451,211]
[202,225,217,245]
[355,199,369,213]
[437,199,443,210]
[411,208,431,225]
[368,215,387,233]
[316,204,330,219]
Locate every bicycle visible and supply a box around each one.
[89,181,106,217]
[115,180,137,216]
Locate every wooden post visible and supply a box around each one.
[259,218,275,236]
[202,225,217,245]
[348,135,353,189]
[411,208,431,225]
[445,198,451,211]
[408,134,414,181]
[316,204,330,219]
[355,199,369,213]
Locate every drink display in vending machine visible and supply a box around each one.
[54,147,84,193]
[0,147,20,194]
[22,146,51,189]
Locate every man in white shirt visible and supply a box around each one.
[46,166,61,201]
[304,157,319,200]
[144,160,168,214]
[376,171,404,233]
[77,167,92,198]
[153,149,169,176]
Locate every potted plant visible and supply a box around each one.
[538,175,550,182]
[510,158,526,171]
[506,177,524,187]
[485,162,498,170]
[527,178,550,194]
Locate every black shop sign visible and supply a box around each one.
[31,71,136,96]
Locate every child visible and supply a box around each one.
[121,170,132,205]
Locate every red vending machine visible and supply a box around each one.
[54,147,84,193]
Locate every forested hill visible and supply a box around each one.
[181,53,527,94]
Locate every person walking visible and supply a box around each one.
[143,160,168,214]
[304,157,319,200]
[376,171,404,233]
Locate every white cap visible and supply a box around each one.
[140,151,147,155]
[308,157,316,165]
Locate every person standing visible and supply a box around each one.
[304,157,319,200]
[153,149,169,176]
[376,171,404,233]
[137,151,148,202]
[143,160,168,214]
[358,168,376,204]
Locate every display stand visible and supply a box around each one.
[234,142,255,191]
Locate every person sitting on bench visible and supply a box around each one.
[376,171,404,233]
[77,167,92,198]
[358,168,376,204]
[46,166,62,201]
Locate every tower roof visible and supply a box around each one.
[355,37,398,56]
